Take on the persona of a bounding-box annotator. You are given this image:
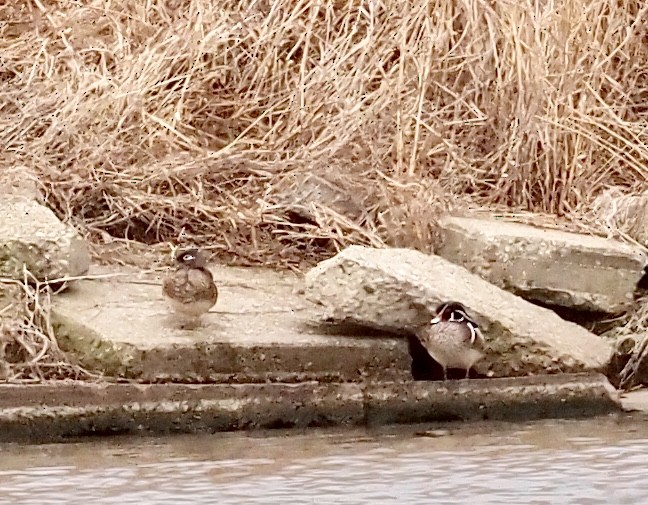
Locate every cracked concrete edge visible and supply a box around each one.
[436,216,647,313]
[0,196,91,281]
[0,373,622,442]
[52,311,141,377]
[51,310,412,383]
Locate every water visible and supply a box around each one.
[0,415,646,504]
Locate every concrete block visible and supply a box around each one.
[0,196,90,281]
[436,216,647,313]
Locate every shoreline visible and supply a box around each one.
[0,373,624,443]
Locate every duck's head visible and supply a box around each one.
[175,248,208,269]
[430,301,478,327]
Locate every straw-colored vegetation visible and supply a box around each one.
[0,271,98,382]
[2,0,647,267]
[0,0,647,383]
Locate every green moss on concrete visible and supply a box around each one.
[52,311,141,378]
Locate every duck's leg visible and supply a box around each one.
[442,367,448,380]
[464,367,470,379]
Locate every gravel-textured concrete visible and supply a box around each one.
[0,373,621,442]
[0,196,90,281]
[436,216,647,313]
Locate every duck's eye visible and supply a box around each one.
[183,254,196,261]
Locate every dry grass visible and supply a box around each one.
[605,294,648,389]
[1,0,646,267]
[0,269,99,382]
[590,187,648,246]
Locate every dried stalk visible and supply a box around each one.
[0,0,644,268]
[0,268,101,383]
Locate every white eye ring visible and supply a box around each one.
[184,254,196,261]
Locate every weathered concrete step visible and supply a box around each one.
[51,266,409,382]
[0,373,621,442]
[436,215,647,313]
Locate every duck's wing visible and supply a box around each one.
[187,268,218,303]
[163,268,217,304]
[162,268,186,300]
[413,325,442,357]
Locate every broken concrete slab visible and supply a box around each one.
[0,196,90,282]
[51,265,409,383]
[0,373,621,442]
[435,215,647,313]
[304,245,613,377]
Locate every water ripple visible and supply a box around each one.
[0,417,647,505]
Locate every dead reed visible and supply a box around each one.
[0,268,99,382]
[1,0,646,267]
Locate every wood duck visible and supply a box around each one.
[162,248,218,329]
[415,301,485,380]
